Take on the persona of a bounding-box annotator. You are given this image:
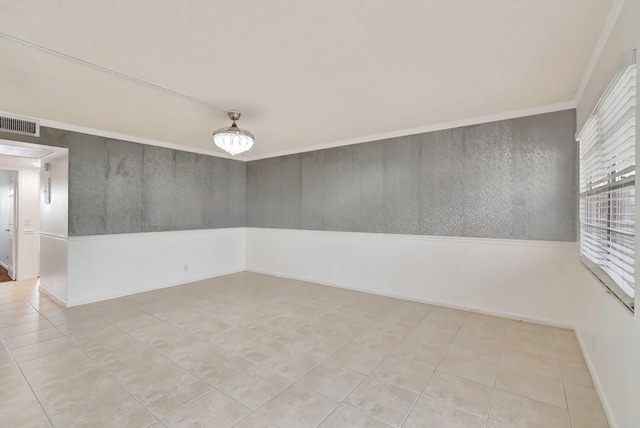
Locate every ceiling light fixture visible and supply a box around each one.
[212,111,254,156]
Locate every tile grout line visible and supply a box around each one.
[555,328,575,428]
[310,308,423,428]
[25,298,166,426]
[0,295,57,428]
[398,310,471,427]
[485,318,509,428]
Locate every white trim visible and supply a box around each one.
[67,227,246,242]
[39,232,67,240]
[574,0,627,105]
[244,101,577,161]
[0,260,7,270]
[7,101,576,163]
[244,227,577,249]
[245,268,573,329]
[37,118,244,161]
[38,281,68,307]
[575,330,619,428]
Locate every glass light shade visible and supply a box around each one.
[212,126,255,156]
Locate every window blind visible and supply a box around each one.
[578,56,636,309]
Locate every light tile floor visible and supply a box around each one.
[0,272,608,427]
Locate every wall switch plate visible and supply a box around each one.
[24,218,31,227]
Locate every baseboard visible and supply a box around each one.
[575,330,618,428]
[67,268,246,307]
[0,260,8,270]
[38,281,68,307]
[245,268,574,329]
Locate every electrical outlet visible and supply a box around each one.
[24,218,31,227]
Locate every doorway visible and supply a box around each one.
[0,138,67,287]
[0,169,18,282]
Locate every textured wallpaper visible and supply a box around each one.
[247,110,577,241]
[1,127,246,236]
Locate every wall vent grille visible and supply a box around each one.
[0,114,40,137]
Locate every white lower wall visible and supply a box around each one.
[246,228,578,327]
[66,228,246,306]
[574,266,639,428]
[39,234,68,304]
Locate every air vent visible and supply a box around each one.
[0,113,40,137]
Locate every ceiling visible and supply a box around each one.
[0,1,612,160]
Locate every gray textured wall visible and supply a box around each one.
[0,127,246,236]
[247,110,577,241]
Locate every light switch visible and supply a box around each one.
[24,218,31,227]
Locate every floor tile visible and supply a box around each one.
[260,347,321,380]
[258,383,337,428]
[0,311,43,328]
[20,349,109,402]
[405,326,457,349]
[571,413,610,428]
[423,371,492,418]
[504,321,557,356]
[561,359,594,388]
[449,333,502,363]
[232,412,278,427]
[162,389,250,427]
[496,365,566,409]
[0,274,606,428]
[0,318,53,338]
[344,376,417,427]
[212,327,261,349]
[220,365,292,410]
[11,336,77,363]
[501,344,562,379]
[41,376,128,426]
[292,332,350,358]
[0,365,39,417]
[154,334,224,369]
[190,350,254,386]
[232,335,287,363]
[388,339,443,369]
[554,329,586,364]
[298,361,365,402]
[67,324,142,359]
[66,397,155,428]
[565,383,607,421]
[490,390,571,428]
[134,370,213,418]
[458,313,508,344]
[319,404,391,427]
[0,403,52,428]
[404,396,486,428]
[4,327,63,349]
[46,309,95,326]
[437,351,498,386]
[99,350,182,394]
[370,355,432,393]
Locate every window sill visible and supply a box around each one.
[580,255,635,313]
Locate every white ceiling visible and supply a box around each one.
[0,1,612,160]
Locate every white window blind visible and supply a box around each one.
[578,56,636,310]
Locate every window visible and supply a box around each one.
[578,53,636,310]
